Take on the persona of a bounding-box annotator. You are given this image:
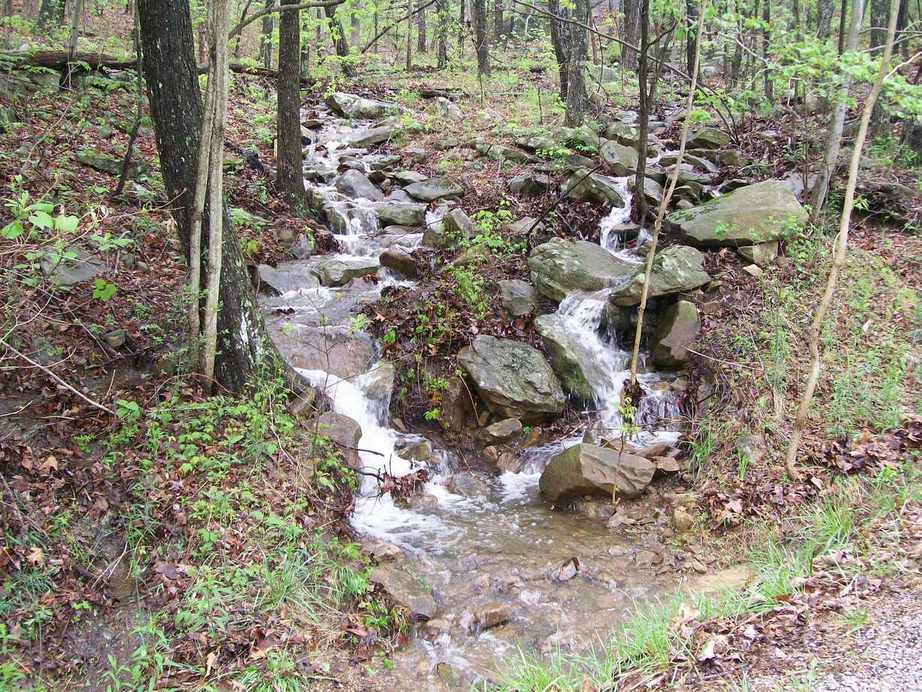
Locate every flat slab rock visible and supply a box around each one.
[539,443,655,503]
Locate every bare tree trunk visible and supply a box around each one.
[628,5,705,385]
[325,3,355,77]
[633,0,650,221]
[548,0,568,100]
[405,11,412,69]
[37,0,64,32]
[417,0,427,52]
[622,0,641,69]
[436,0,449,67]
[493,0,503,41]
[277,1,304,210]
[816,0,834,37]
[837,0,848,52]
[260,0,274,68]
[350,3,360,47]
[563,0,590,126]
[685,0,698,76]
[809,0,863,220]
[762,0,772,101]
[784,0,899,478]
[472,0,490,76]
[63,0,83,87]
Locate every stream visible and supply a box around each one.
[259,103,684,687]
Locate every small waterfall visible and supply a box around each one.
[598,176,633,251]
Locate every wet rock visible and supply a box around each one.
[362,538,403,562]
[600,140,639,176]
[608,245,711,306]
[738,241,778,266]
[687,127,730,150]
[335,169,384,201]
[377,202,426,226]
[481,417,523,445]
[534,314,608,402]
[370,564,438,620]
[346,124,400,147]
[270,323,375,379]
[289,233,315,259]
[509,172,554,196]
[423,618,451,638]
[325,92,400,119]
[38,247,102,290]
[528,238,637,302]
[396,438,432,461]
[405,176,464,202]
[498,279,537,317]
[458,336,566,421]
[434,661,463,687]
[439,375,473,432]
[651,301,700,368]
[672,506,695,532]
[311,257,379,287]
[379,247,419,279]
[539,443,655,502]
[573,498,615,520]
[565,169,626,206]
[496,452,522,473]
[446,472,491,497]
[472,602,511,631]
[359,360,395,403]
[629,176,664,207]
[307,412,362,465]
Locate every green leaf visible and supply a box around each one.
[54,215,79,233]
[92,278,117,302]
[28,210,54,230]
[1,220,23,240]
[30,202,54,213]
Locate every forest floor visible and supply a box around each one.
[1,43,921,691]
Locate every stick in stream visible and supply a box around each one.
[626,4,706,387]
[783,0,900,479]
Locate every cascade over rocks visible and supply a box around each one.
[528,238,637,302]
[539,443,655,502]
[608,245,711,306]
[534,314,613,402]
[268,322,375,380]
[335,169,384,201]
[458,336,566,421]
[666,180,807,246]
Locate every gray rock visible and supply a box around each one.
[507,216,542,236]
[737,241,778,266]
[516,133,556,152]
[446,472,492,497]
[379,247,419,279]
[77,150,148,179]
[41,248,104,287]
[608,245,711,306]
[257,262,320,294]
[345,124,400,148]
[534,314,613,402]
[325,92,400,119]
[687,127,730,149]
[405,176,464,202]
[667,180,807,247]
[310,257,379,287]
[539,443,655,502]
[360,360,395,403]
[439,375,473,432]
[269,323,375,380]
[475,142,534,163]
[369,564,438,620]
[600,140,639,176]
[396,438,432,461]
[565,169,626,206]
[604,121,639,146]
[481,417,523,445]
[630,176,664,207]
[377,202,427,226]
[509,172,555,196]
[308,412,363,465]
[289,233,315,259]
[458,336,566,421]
[498,279,537,317]
[335,169,384,201]
[528,238,637,302]
[442,207,474,242]
[434,96,462,119]
[651,300,700,368]
[391,170,428,185]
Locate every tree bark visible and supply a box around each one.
[436,0,449,67]
[139,0,277,392]
[472,0,490,76]
[260,0,274,68]
[685,0,698,76]
[622,0,641,70]
[37,0,64,31]
[493,0,503,41]
[324,3,355,76]
[277,1,304,210]
[816,0,834,38]
[633,0,650,221]
[417,0,428,52]
[809,0,863,220]
[563,0,589,126]
[785,0,899,478]
[548,0,568,100]
[762,0,772,101]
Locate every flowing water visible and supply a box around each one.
[261,107,683,687]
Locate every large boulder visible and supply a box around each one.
[345,124,400,147]
[269,323,375,380]
[686,127,730,150]
[379,247,419,279]
[608,245,711,306]
[405,177,464,202]
[498,279,538,317]
[325,92,400,119]
[335,170,384,201]
[600,140,639,176]
[651,300,700,368]
[528,238,637,302]
[510,172,555,196]
[308,412,363,466]
[666,180,807,247]
[534,315,613,402]
[377,202,427,226]
[539,443,655,502]
[565,170,626,206]
[256,262,320,294]
[310,257,379,286]
[458,336,566,421]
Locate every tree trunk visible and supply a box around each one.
[458,0,466,58]
[233,0,254,58]
[837,0,848,52]
[63,0,83,87]
[622,0,641,70]
[417,0,428,52]
[350,5,360,47]
[868,0,890,135]
[260,0,274,69]
[277,2,304,210]
[436,0,449,67]
[633,0,650,221]
[816,0,834,37]
[548,0,568,101]
[685,0,698,77]
[762,0,772,102]
[472,0,489,76]
[139,0,277,392]
[809,0,863,220]
[493,0,503,41]
[37,0,64,31]
[324,3,355,77]
[563,0,589,126]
